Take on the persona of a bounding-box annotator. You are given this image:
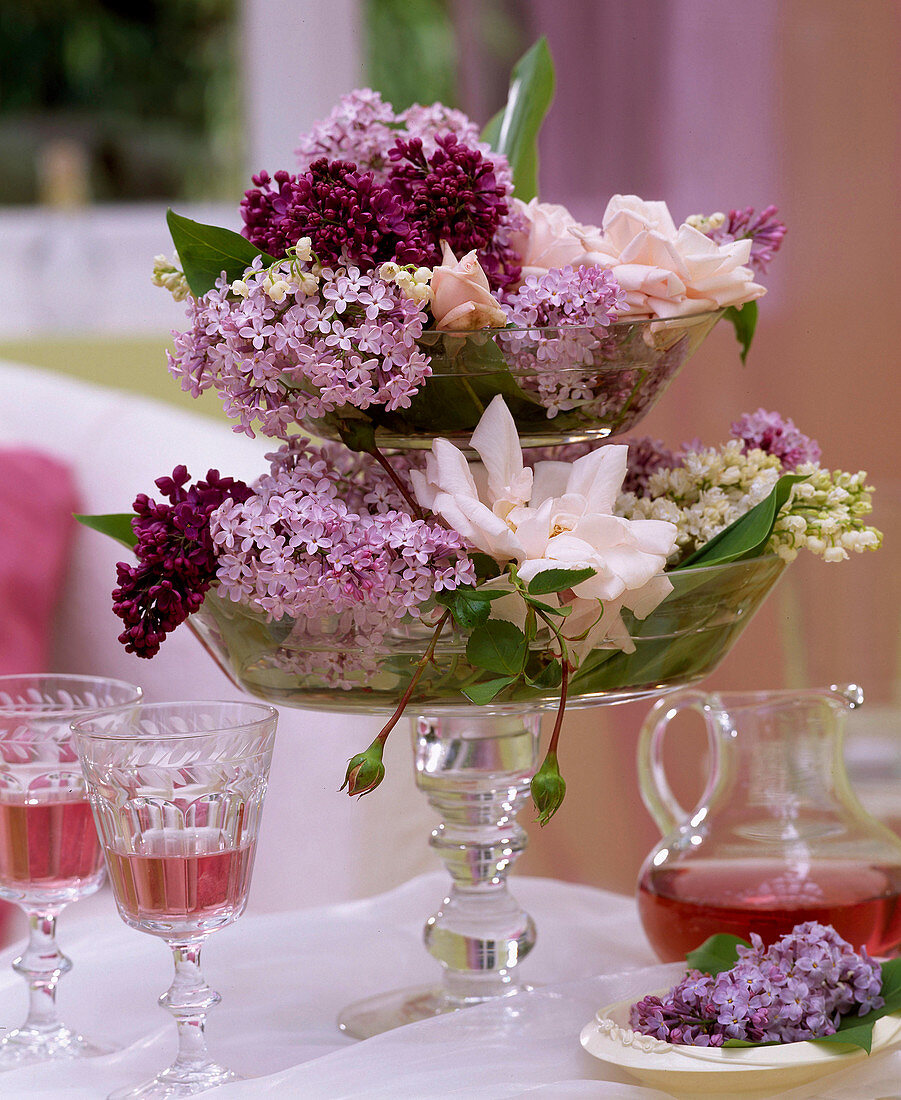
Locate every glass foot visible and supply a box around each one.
[0,1024,116,1070]
[338,982,532,1039]
[109,1063,242,1099]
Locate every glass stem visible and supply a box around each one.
[414,711,540,1006]
[161,941,221,1078]
[14,908,70,1036]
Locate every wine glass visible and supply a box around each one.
[73,700,277,1099]
[0,673,143,1067]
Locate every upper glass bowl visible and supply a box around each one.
[302,310,722,451]
[188,555,785,714]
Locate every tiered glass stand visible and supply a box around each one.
[185,307,783,1036]
[189,556,786,1036]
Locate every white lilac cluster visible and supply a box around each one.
[618,442,882,565]
[208,438,475,635]
[499,265,624,416]
[619,441,783,560]
[168,255,431,438]
[769,465,881,562]
[294,88,514,193]
[630,921,883,1045]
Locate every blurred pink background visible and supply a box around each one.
[499,0,901,892]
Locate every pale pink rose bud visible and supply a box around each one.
[430,242,508,331]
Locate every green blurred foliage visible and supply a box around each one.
[364,0,458,111]
[0,0,242,203]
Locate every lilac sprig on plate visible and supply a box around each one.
[630,921,901,1053]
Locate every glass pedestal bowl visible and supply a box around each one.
[187,556,786,1037]
[303,311,721,451]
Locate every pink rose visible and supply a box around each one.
[430,242,508,330]
[508,198,600,280]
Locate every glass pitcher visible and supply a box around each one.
[636,685,901,961]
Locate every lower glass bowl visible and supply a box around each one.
[188,556,786,714]
[304,311,722,451]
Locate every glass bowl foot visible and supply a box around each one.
[0,1024,115,1070]
[109,1063,242,1099]
[338,982,533,1040]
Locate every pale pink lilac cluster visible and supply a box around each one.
[209,438,474,637]
[499,265,624,415]
[708,205,788,276]
[168,257,431,437]
[295,88,511,191]
[630,921,883,1046]
[731,408,821,470]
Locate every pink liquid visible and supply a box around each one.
[0,796,103,891]
[106,829,255,931]
[638,860,901,961]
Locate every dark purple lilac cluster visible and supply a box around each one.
[240,135,518,289]
[112,467,253,658]
[710,205,787,276]
[241,160,414,270]
[386,133,519,289]
[630,921,883,1046]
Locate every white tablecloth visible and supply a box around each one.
[1,874,899,1099]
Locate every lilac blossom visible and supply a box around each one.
[630,921,883,1046]
[240,160,412,268]
[387,133,520,289]
[112,467,253,658]
[709,205,787,276]
[500,265,624,415]
[209,438,474,637]
[168,258,431,437]
[731,408,821,470]
[294,87,512,192]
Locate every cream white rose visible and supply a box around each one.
[507,198,600,281]
[575,194,766,319]
[410,395,678,657]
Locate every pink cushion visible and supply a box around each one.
[0,449,80,673]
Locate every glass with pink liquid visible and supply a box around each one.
[73,700,277,1099]
[0,673,143,1067]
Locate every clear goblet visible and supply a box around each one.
[0,673,143,1067]
[73,700,278,1099]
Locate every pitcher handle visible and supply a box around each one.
[637,690,712,835]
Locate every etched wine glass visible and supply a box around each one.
[0,673,143,1067]
[73,700,277,1099]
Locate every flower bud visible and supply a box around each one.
[530,751,566,826]
[340,739,386,797]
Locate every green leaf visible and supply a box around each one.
[680,474,805,569]
[166,209,277,297]
[437,586,512,631]
[471,553,502,582]
[685,933,748,977]
[75,513,137,550]
[523,595,569,616]
[466,619,528,676]
[525,660,563,690]
[463,676,516,705]
[335,417,377,454]
[722,300,758,364]
[480,37,554,202]
[527,567,596,595]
